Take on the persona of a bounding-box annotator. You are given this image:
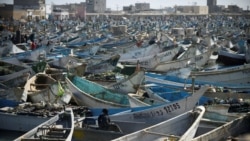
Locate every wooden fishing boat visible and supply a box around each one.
[146,85,191,101]
[0,108,50,132]
[150,57,191,73]
[119,46,181,70]
[0,59,34,83]
[203,104,247,121]
[74,45,100,58]
[217,47,246,66]
[72,105,162,141]
[109,86,209,134]
[127,85,194,107]
[0,40,27,57]
[45,67,65,81]
[14,108,74,141]
[85,54,120,74]
[12,45,53,62]
[192,113,250,141]
[66,75,130,108]
[85,71,117,86]
[112,106,205,141]
[86,68,145,94]
[23,73,72,105]
[193,103,248,137]
[145,72,250,92]
[151,46,214,72]
[119,44,162,61]
[48,56,87,76]
[107,70,145,93]
[1,71,31,88]
[127,92,167,107]
[0,86,25,107]
[73,117,124,141]
[190,63,250,85]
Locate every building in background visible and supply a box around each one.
[135,3,150,11]
[176,6,208,14]
[53,3,86,20]
[227,5,243,13]
[13,0,46,20]
[75,3,86,20]
[123,5,136,13]
[45,4,52,20]
[52,8,69,20]
[207,0,218,13]
[86,0,106,13]
[0,4,13,20]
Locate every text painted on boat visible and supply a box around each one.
[112,83,127,89]
[133,103,181,119]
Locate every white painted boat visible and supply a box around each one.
[110,86,209,134]
[66,75,130,108]
[119,46,181,69]
[0,41,16,57]
[0,60,34,84]
[190,63,250,85]
[73,117,124,141]
[15,45,53,62]
[176,46,197,60]
[127,87,170,107]
[151,46,214,72]
[127,92,167,107]
[112,106,205,141]
[192,113,250,141]
[23,73,72,105]
[48,56,87,76]
[151,57,191,72]
[14,108,74,141]
[74,45,100,57]
[85,54,120,74]
[48,56,86,70]
[0,109,50,132]
[203,104,247,120]
[193,104,246,138]
[119,44,162,61]
[145,71,250,92]
[108,70,145,93]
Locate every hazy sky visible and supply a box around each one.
[1,0,249,10]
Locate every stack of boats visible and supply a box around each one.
[0,14,250,140]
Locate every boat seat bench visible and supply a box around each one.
[47,130,66,136]
[37,127,71,131]
[21,138,65,141]
[30,83,51,86]
[143,130,181,139]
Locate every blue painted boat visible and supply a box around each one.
[76,86,209,136]
[145,71,250,92]
[67,37,107,48]
[0,84,24,108]
[74,45,100,58]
